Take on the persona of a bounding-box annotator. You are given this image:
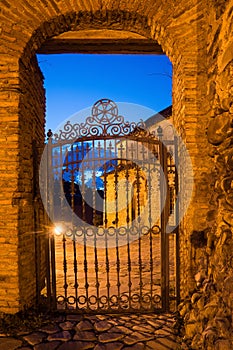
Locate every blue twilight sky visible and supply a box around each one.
[37,54,172,132]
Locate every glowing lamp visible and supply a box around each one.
[54,225,63,236]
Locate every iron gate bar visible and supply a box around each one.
[62,234,68,308]
[114,149,119,228]
[174,136,180,307]
[46,134,53,310]
[45,228,52,309]
[50,234,57,310]
[163,136,179,308]
[92,140,96,225]
[94,228,100,310]
[103,139,107,227]
[158,127,169,312]
[83,229,88,309]
[115,227,121,308]
[148,144,154,308]
[72,231,78,309]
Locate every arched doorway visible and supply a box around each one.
[0,2,211,314]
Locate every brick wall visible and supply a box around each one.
[17,55,46,309]
[0,56,21,313]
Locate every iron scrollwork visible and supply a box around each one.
[53,99,149,141]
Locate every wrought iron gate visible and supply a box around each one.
[39,99,179,314]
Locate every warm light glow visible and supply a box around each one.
[54,225,63,236]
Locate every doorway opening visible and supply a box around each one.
[36,50,176,314]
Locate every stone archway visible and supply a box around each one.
[0,1,212,315]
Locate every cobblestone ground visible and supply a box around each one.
[0,313,180,350]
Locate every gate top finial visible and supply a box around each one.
[47,129,53,138]
[91,99,118,124]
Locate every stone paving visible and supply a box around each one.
[0,313,180,350]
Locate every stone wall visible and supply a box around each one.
[179,1,233,349]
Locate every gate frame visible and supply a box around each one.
[38,99,179,314]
